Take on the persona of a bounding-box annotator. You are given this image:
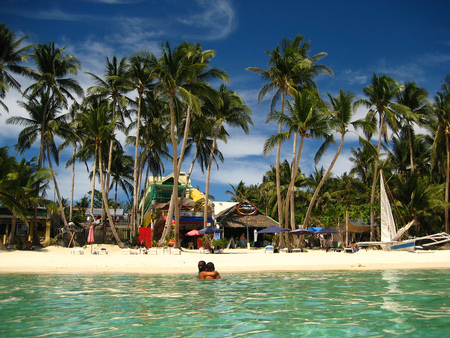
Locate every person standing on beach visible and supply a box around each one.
[240,233,247,248]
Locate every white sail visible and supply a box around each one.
[380,171,397,242]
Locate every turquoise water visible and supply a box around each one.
[0,270,449,337]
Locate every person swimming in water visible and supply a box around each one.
[197,261,221,279]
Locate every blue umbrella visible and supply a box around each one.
[257,225,289,234]
[290,228,314,235]
[198,226,223,234]
[315,228,341,234]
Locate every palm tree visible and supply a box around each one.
[86,56,131,217]
[202,84,252,227]
[109,147,134,218]
[264,89,327,231]
[77,103,124,247]
[431,76,450,233]
[7,92,76,244]
[356,74,403,240]
[225,181,248,202]
[395,82,429,173]
[0,23,34,113]
[302,89,372,228]
[127,51,156,234]
[247,35,333,227]
[0,148,28,226]
[152,41,228,247]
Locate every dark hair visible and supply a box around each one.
[206,262,215,271]
[198,260,206,271]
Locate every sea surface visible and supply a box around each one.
[0,269,449,337]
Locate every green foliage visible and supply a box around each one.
[212,238,228,249]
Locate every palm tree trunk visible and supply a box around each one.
[132,94,143,237]
[159,95,179,247]
[302,135,345,228]
[370,113,384,241]
[46,144,76,245]
[69,144,76,221]
[408,123,415,173]
[98,142,124,248]
[7,213,17,246]
[203,125,220,229]
[89,155,97,227]
[446,131,450,234]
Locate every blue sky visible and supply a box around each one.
[1,0,449,205]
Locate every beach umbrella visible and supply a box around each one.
[290,228,314,235]
[257,225,289,234]
[198,226,223,234]
[87,225,95,253]
[315,228,341,234]
[186,229,201,236]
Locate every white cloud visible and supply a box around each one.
[177,0,237,40]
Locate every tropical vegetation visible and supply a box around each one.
[1,23,449,249]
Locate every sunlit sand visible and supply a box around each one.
[1,244,450,275]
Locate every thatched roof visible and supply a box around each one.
[215,205,279,229]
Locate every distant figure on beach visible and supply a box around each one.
[197,261,221,280]
[240,233,247,248]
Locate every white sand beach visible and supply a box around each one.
[1,245,450,275]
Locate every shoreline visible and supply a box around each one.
[1,244,450,275]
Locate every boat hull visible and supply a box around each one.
[382,240,415,252]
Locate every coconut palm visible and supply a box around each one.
[86,56,131,214]
[247,35,333,227]
[395,82,429,173]
[126,51,156,234]
[356,74,403,240]
[77,103,124,247]
[264,89,327,231]
[0,23,34,113]
[7,92,77,244]
[302,89,373,228]
[152,41,228,247]
[431,76,450,233]
[202,84,252,227]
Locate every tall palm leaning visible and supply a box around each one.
[152,41,228,247]
[395,81,429,174]
[431,76,450,233]
[127,50,156,235]
[78,103,124,247]
[7,93,76,243]
[86,56,131,221]
[301,89,373,228]
[356,74,403,240]
[202,84,253,228]
[22,42,82,245]
[0,23,35,113]
[264,89,327,233]
[247,35,333,227]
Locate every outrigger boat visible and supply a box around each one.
[359,171,417,251]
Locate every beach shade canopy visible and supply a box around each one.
[315,228,341,234]
[198,226,223,234]
[257,225,290,234]
[290,228,314,235]
[186,229,201,236]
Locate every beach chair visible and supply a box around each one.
[121,248,132,254]
[97,248,108,255]
[71,248,84,255]
[265,245,274,253]
[170,248,181,255]
[147,248,158,255]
